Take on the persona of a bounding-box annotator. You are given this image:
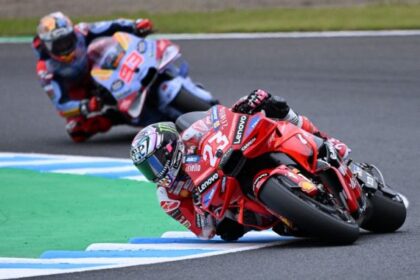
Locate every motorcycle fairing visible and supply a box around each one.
[182,105,366,225]
[90,32,180,117]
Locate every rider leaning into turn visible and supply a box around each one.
[130,89,351,241]
[33,11,153,142]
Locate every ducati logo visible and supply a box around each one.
[160,200,180,213]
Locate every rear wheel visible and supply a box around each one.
[259,176,360,244]
[361,191,407,233]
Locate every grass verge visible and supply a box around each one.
[1,4,420,36]
[0,169,183,258]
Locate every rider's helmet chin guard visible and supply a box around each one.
[131,122,184,187]
[37,12,79,63]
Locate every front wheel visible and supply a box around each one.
[361,191,407,233]
[259,177,360,244]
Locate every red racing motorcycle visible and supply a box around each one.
[176,105,407,244]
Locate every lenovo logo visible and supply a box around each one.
[233,115,248,145]
[197,172,219,193]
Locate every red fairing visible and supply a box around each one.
[329,165,363,213]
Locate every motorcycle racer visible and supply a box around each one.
[33,11,153,142]
[130,89,350,241]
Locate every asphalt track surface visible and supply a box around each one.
[1,36,420,279]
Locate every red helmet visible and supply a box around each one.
[37,12,78,63]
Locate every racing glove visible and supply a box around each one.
[135,19,154,37]
[80,96,103,117]
[232,89,271,114]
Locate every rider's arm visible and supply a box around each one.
[35,60,83,118]
[231,89,321,134]
[156,186,216,240]
[77,18,153,43]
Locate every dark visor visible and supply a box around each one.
[134,148,170,182]
[49,32,77,56]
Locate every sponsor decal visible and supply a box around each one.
[111,79,124,92]
[158,174,173,188]
[170,208,191,228]
[338,164,347,176]
[252,173,269,192]
[181,219,192,228]
[366,175,375,187]
[131,136,150,162]
[155,160,171,179]
[241,137,257,152]
[137,40,147,53]
[245,115,261,137]
[157,122,177,133]
[185,164,201,172]
[350,177,359,190]
[184,155,200,163]
[221,176,227,193]
[160,200,180,213]
[172,149,182,170]
[203,186,217,207]
[195,213,204,229]
[219,106,228,128]
[299,181,317,194]
[197,172,219,193]
[233,115,248,145]
[211,106,220,130]
[218,148,233,168]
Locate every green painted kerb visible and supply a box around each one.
[0,169,183,258]
[0,37,32,43]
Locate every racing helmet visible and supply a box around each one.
[37,12,78,63]
[131,122,184,186]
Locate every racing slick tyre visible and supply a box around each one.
[360,191,407,233]
[170,87,218,113]
[259,177,360,244]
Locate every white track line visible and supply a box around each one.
[51,166,137,175]
[1,30,420,44]
[121,175,148,181]
[86,242,269,251]
[0,152,131,163]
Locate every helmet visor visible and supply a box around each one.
[134,148,170,182]
[47,32,77,57]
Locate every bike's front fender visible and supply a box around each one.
[252,165,318,199]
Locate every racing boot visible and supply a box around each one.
[66,115,112,142]
[299,115,351,162]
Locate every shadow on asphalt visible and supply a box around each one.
[266,230,409,249]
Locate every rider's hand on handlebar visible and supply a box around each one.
[135,19,154,37]
[80,97,103,117]
[232,89,271,114]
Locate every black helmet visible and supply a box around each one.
[37,12,78,63]
[130,122,184,186]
